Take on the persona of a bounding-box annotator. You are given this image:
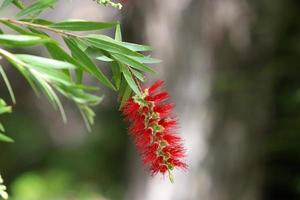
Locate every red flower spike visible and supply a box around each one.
[122,80,187,182]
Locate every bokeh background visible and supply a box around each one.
[1,0,300,200]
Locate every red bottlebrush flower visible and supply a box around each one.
[122,80,187,181]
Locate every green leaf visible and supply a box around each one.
[115,23,122,42]
[0,99,12,114]
[0,0,13,11]
[0,48,40,95]
[49,20,117,31]
[0,34,49,47]
[16,0,57,17]
[0,99,14,142]
[44,42,79,81]
[111,61,121,89]
[84,34,141,57]
[118,76,132,109]
[56,84,102,106]
[32,74,67,122]
[95,55,113,62]
[128,55,161,64]
[0,123,5,132]
[0,64,16,104]
[64,37,115,90]
[131,68,145,82]
[20,18,53,25]
[15,54,76,69]
[28,27,49,36]
[119,83,132,109]
[120,63,141,95]
[0,21,34,35]
[122,42,152,52]
[0,48,101,131]
[45,43,76,63]
[78,105,97,132]
[0,133,14,143]
[83,46,111,61]
[112,53,154,73]
[12,0,25,9]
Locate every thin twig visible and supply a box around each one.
[0,18,81,38]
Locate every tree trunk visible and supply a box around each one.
[123,0,269,199]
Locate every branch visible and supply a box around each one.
[0,18,80,38]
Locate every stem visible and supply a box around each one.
[167,169,174,183]
[0,18,80,38]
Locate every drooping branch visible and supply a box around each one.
[0,18,80,38]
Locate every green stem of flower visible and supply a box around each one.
[168,169,175,183]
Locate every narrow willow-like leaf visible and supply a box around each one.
[16,54,76,69]
[95,55,113,62]
[118,76,127,97]
[49,20,117,31]
[0,133,14,143]
[64,37,115,90]
[22,66,68,86]
[71,84,98,91]
[119,83,132,109]
[0,48,101,131]
[84,46,111,60]
[0,65,16,104]
[12,0,24,9]
[112,53,154,73]
[110,61,121,90]
[16,0,57,17]
[0,21,34,35]
[115,23,122,42]
[33,73,67,122]
[43,41,77,79]
[84,34,141,57]
[56,84,102,106]
[0,34,49,47]
[20,18,53,25]
[45,43,79,65]
[131,68,145,82]
[0,0,13,11]
[0,99,12,114]
[29,66,72,86]
[0,48,43,95]
[120,62,141,95]
[0,99,13,142]
[128,55,161,64]
[78,105,97,132]
[118,76,132,109]
[0,123,5,132]
[122,42,152,52]
[110,23,123,90]
[32,73,57,108]
[74,39,89,52]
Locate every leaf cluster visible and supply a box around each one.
[0,0,159,141]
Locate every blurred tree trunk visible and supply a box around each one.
[123,0,272,200]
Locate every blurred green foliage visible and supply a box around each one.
[0,97,128,200]
[255,0,300,199]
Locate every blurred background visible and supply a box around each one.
[1,0,300,199]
